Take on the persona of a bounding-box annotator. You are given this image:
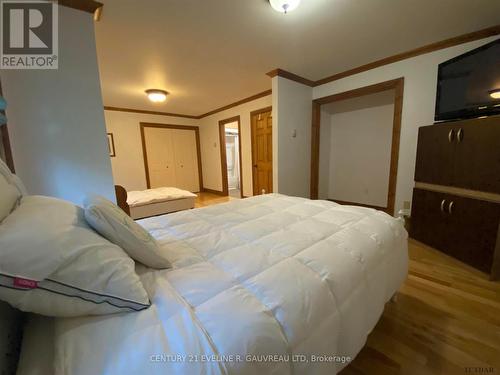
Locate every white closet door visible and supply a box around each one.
[144,127,176,188]
[172,129,200,192]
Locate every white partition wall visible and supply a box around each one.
[272,76,313,198]
[0,5,114,205]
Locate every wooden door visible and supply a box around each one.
[251,108,273,195]
[452,117,500,194]
[414,123,457,186]
[172,129,200,192]
[143,127,177,188]
[410,188,452,252]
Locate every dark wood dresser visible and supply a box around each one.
[410,116,500,279]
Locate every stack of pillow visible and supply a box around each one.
[0,159,170,317]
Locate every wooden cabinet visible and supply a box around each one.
[415,116,500,194]
[411,115,500,278]
[141,124,201,192]
[411,188,500,274]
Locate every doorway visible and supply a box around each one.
[219,116,243,198]
[310,78,404,215]
[250,107,273,195]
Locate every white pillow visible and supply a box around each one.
[0,195,150,317]
[84,195,171,269]
[0,161,20,222]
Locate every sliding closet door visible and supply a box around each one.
[172,129,200,192]
[143,127,177,188]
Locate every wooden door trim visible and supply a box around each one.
[310,78,404,215]
[250,106,273,196]
[140,122,203,191]
[218,116,242,197]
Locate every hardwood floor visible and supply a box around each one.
[193,193,500,374]
[195,192,232,208]
[341,239,500,375]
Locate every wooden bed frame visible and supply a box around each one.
[114,185,131,215]
[0,301,24,374]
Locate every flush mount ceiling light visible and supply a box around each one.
[269,0,301,13]
[145,89,169,103]
[490,89,500,99]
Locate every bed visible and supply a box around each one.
[116,185,197,219]
[17,193,408,375]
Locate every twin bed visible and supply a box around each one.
[115,185,197,219]
[14,193,408,374]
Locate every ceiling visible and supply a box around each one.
[95,0,500,116]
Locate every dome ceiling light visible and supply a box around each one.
[269,0,301,14]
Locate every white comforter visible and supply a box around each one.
[53,194,408,375]
[127,187,197,207]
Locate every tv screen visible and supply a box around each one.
[435,39,500,122]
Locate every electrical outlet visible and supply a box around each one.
[403,201,411,210]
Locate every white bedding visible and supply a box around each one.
[127,187,197,207]
[26,194,408,375]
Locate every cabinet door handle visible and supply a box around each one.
[457,128,464,143]
[448,201,454,214]
[448,129,455,143]
[440,199,447,213]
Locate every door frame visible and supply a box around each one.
[250,106,272,196]
[218,115,243,198]
[140,122,203,191]
[310,78,404,215]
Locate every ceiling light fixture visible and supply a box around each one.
[145,89,169,103]
[489,89,500,99]
[269,0,301,13]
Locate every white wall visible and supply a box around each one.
[312,36,499,213]
[104,110,198,191]
[273,76,312,198]
[325,90,394,207]
[199,94,271,197]
[0,6,114,205]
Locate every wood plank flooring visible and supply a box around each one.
[195,192,232,208]
[341,239,500,375]
[195,193,500,374]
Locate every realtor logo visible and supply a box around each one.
[1,0,58,69]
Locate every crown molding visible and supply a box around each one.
[314,24,500,86]
[103,89,273,120]
[103,106,199,119]
[56,0,103,14]
[266,69,315,87]
[197,89,272,118]
[268,25,500,88]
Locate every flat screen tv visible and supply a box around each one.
[435,38,500,122]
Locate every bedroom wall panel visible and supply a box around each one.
[0,6,115,205]
[104,111,198,191]
[272,76,313,198]
[198,94,272,197]
[311,35,498,213]
[326,91,394,207]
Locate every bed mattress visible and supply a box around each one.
[25,194,408,375]
[127,187,197,207]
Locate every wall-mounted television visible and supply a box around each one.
[435,38,500,122]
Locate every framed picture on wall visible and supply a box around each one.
[107,133,116,157]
